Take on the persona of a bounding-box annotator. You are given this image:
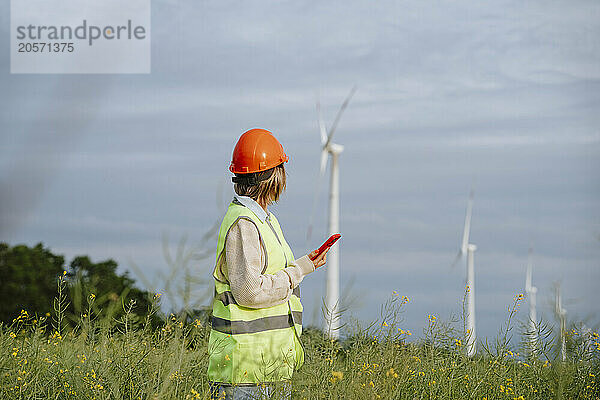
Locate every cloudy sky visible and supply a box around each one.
[1,0,599,342]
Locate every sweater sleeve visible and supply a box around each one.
[225,218,314,309]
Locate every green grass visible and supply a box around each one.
[1,276,598,399]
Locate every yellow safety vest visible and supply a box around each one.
[207,200,304,384]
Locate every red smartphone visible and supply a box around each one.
[310,234,341,260]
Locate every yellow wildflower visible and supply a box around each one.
[330,371,343,383]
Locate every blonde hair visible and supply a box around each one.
[234,164,287,205]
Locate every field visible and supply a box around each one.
[1,276,598,399]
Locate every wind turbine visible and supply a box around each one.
[525,247,538,354]
[452,190,477,357]
[308,87,356,339]
[554,283,567,361]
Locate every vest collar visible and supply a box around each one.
[233,194,268,223]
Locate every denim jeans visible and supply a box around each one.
[208,382,291,400]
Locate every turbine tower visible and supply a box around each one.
[525,247,538,354]
[452,190,477,357]
[308,87,356,339]
[555,283,567,361]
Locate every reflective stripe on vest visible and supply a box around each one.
[211,311,303,335]
[216,287,300,307]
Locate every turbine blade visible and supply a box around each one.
[325,86,357,148]
[525,246,533,291]
[450,250,463,269]
[319,149,328,176]
[461,189,474,254]
[317,101,327,145]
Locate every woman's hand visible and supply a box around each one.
[309,247,330,269]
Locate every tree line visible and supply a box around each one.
[0,242,162,328]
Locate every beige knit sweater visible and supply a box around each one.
[217,218,315,309]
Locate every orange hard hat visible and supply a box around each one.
[230,128,289,174]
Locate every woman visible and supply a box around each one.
[207,128,329,399]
